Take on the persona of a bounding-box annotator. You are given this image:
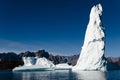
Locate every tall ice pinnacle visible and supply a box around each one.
[73,4,106,71]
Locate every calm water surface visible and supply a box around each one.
[0,70,120,80]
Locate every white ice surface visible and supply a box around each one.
[13,57,72,71]
[72,4,106,71]
[55,63,72,70]
[13,57,55,71]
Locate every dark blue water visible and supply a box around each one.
[0,70,120,80]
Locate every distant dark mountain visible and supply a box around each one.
[0,52,23,70]
[107,57,120,62]
[49,54,68,64]
[67,55,79,66]
[106,57,120,70]
[0,49,120,70]
[115,61,120,66]
[18,50,49,58]
[0,50,79,70]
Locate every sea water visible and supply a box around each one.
[0,70,120,80]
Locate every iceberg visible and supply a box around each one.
[72,4,106,71]
[55,63,72,70]
[13,57,72,71]
[13,3,107,72]
[22,57,36,66]
[13,57,55,71]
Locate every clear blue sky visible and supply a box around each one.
[0,0,120,56]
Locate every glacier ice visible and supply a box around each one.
[22,57,36,66]
[13,57,72,71]
[13,57,55,71]
[35,57,55,67]
[72,4,106,71]
[55,63,72,70]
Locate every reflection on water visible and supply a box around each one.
[12,70,106,80]
[73,71,106,80]
[13,70,74,80]
[0,70,13,80]
[0,70,120,80]
[107,70,120,80]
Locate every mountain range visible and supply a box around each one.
[0,49,120,70]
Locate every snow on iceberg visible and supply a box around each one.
[13,57,55,71]
[72,4,106,71]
